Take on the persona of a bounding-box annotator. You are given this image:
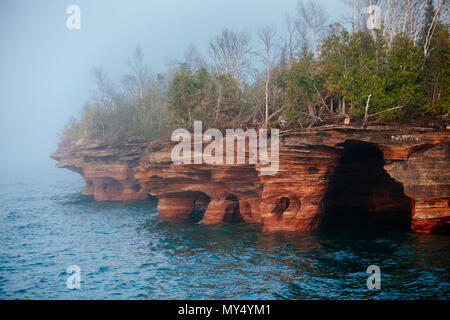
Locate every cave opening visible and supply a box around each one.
[131,184,142,192]
[223,195,243,223]
[148,194,159,205]
[321,140,412,232]
[273,197,291,219]
[99,178,124,198]
[191,192,211,223]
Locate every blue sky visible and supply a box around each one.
[0,0,347,174]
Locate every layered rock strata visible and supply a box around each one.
[51,139,149,201]
[51,126,450,234]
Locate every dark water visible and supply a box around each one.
[0,168,449,300]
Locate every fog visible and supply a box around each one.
[0,0,345,177]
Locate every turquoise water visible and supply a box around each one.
[0,168,449,299]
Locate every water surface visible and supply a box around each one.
[0,168,448,299]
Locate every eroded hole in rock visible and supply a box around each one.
[322,141,412,231]
[273,197,290,219]
[148,194,159,204]
[223,195,243,223]
[99,178,124,198]
[131,184,142,192]
[191,192,211,223]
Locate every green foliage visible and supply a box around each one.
[383,34,426,118]
[60,20,450,147]
[168,66,241,127]
[422,24,450,115]
[59,82,171,147]
[282,53,321,123]
[318,23,350,99]
[59,116,81,146]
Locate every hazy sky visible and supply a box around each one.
[0,0,347,175]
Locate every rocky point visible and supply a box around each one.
[50,125,450,234]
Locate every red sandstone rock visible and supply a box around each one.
[51,127,450,234]
[50,139,148,201]
[385,142,450,233]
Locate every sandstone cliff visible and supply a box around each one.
[51,126,450,234]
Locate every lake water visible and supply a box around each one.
[0,167,449,299]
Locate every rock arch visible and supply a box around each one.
[156,191,211,221]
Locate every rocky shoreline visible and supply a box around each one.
[50,125,450,234]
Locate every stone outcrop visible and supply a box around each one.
[385,141,450,234]
[50,139,149,201]
[51,126,450,234]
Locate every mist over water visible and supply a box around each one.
[1,0,319,174]
[1,0,449,300]
[1,168,448,299]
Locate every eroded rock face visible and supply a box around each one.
[385,141,450,234]
[51,127,450,234]
[135,140,263,225]
[257,145,341,232]
[50,139,149,201]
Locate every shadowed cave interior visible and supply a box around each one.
[321,140,412,231]
[185,193,244,224]
[223,195,243,223]
[147,141,413,231]
[191,192,211,223]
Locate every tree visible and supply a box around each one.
[283,52,323,125]
[258,26,278,127]
[123,46,151,102]
[60,0,450,148]
[90,67,115,110]
[422,23,450,114]
[421,0,446,59]
[208,29,251,121]
[296,0,328,53]
[168,67,217,126]
[208,29,252,84]
[285,13,300,61]
[384,34,425,117]
[168,68,199,126]
[318,23,350,114]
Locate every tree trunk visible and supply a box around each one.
[364,94,372,123]
[265,65,270,128]
[158,106,162,133]
[307,101,315,117]
[342,97,346,115]
[215,84,222,121]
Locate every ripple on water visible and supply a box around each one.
[0,169,449,299]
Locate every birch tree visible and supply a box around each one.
[208,29,251,120]
[208,29,252,84]
[123,46,151,102]
[90,67,115,110]
[258,26,278,127]
[296,0,328,53]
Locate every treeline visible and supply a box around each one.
[60,0,449,146]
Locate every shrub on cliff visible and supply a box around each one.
[59,1,450,147]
